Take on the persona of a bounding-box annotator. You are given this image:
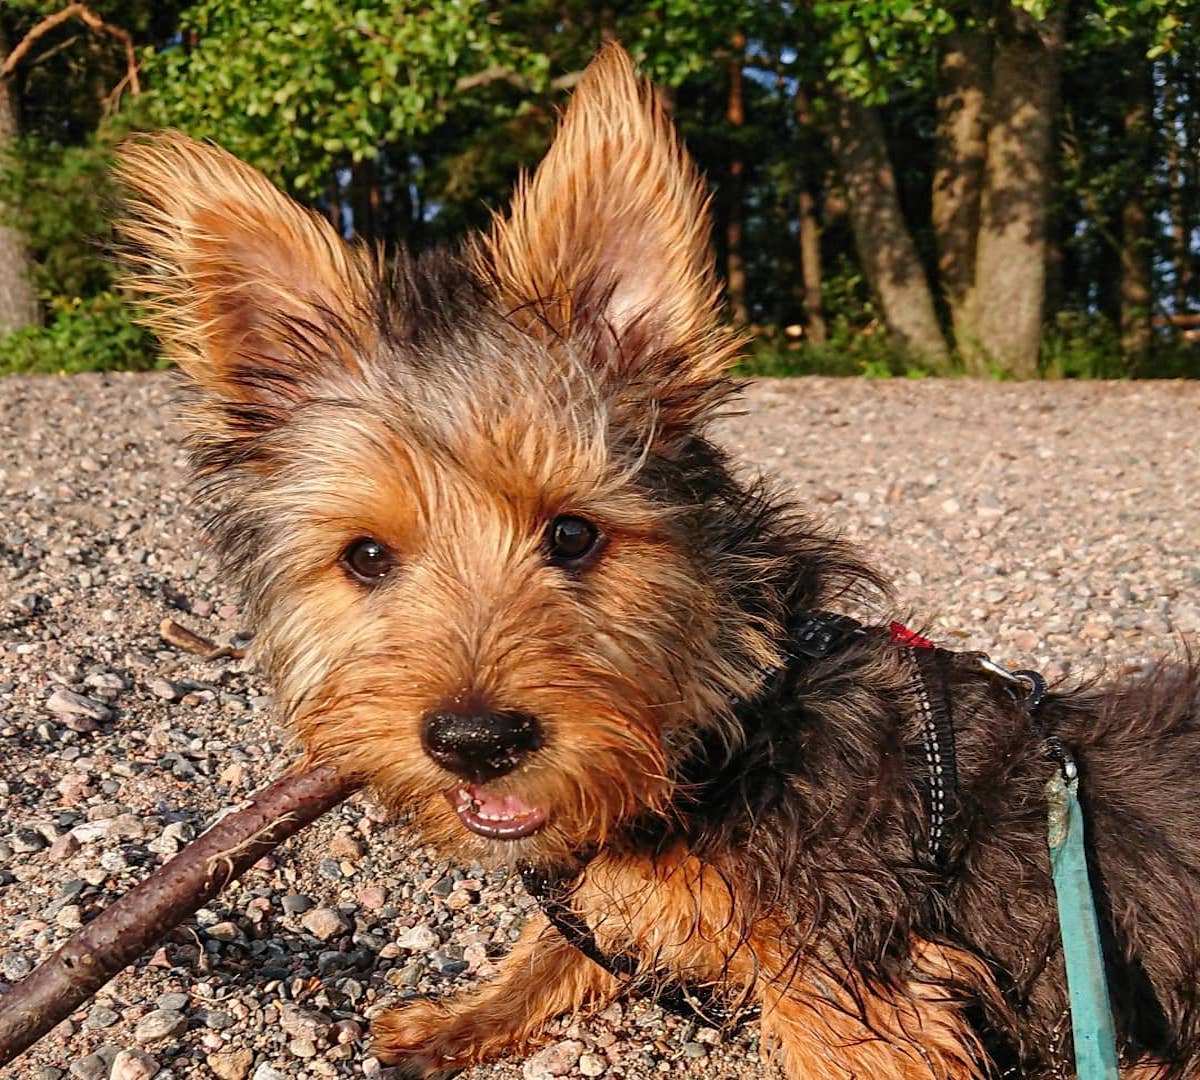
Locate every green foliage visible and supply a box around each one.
[0,292,158,376]
[144,0,545,198]
[0,128,126,299]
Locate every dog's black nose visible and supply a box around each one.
[421,709,543,782]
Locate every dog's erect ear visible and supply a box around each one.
[116,133,374,426]
[478,43,740,439]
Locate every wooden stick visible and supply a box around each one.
[0,766,362,1066]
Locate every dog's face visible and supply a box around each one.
[117,45,789,867]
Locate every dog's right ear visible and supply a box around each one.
[116,133,375,437]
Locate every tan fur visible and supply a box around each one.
[115,132,376,422]
[474,42,742,442]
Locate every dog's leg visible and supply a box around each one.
[756,938,989,1080]
[371,910,618,1075]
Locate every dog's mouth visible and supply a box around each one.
[443,784,548,840]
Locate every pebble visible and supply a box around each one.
[579,1051,609,1076]
[280,893,312,916]
[3,951,33,980]
[10,826,48,853]
[278,1002,334,1042]
[86,1004,120,1030]
[300,906,348,941]
[206,1048,254,1080]
[46,688,113,725]
[523,1039,584,1079]
[133,1008,188,1044]
[394,924,438,951]
[110,1048,161,1080]
[68,1055,108,1080]
[145,676,181,701]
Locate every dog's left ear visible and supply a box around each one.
[477,43,740,442]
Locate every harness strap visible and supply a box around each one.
[519,863,760,1026]
[906,645,960,865]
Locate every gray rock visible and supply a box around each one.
[10,826,48,853]
[133,1008,187,1044]
[145,676,181,701]
[85,1004,119,1030]
[46,688,112,724]
[156,992,189,1012]
[2,952,32,980]
[68,1055,108,1080]
[280,893,312,916]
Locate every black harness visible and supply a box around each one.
[519,612,1042,1024]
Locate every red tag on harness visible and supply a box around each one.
[889,622,934,650]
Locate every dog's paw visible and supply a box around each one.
[371,999,469,1077]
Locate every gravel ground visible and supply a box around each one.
[0,372,1197,1080]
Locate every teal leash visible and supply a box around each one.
[1046,757,1121,1080]
[978,659,1122,1079]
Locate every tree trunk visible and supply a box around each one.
[932,21,990,351]
[0,25,41,334]
[969,5,1064,377]
[795,87,826,344]
[827,89,950,366]
[1120,51,1154,371]
[725,32,748,325]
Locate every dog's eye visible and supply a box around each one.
[547,515,600,566]
[341,537,396,583]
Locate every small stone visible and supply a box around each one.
[68,1055,107,1080]
[47,688,112,724]
[332,1018,362,1044]
[681,1041,707,1059]
[156,992,189,1012]
[578,1051,608,1076]
[394,924,438,951]
[2,952,33,980]
[329,832,363,859]
[145,676,181,701]
[523,1039,583,1079]
[86,1005,121,1031]
[288,1037,317,1058]
[10,827,48,853]
[219,762,247,788]
[251,1065,288,1080]
[47,832,81,861]
[279,1002,334,1043]
[110,1048,161,1080]
[206,1048,254,1080]
[31,1068,64,1080]
[133,1008,187,1043]
[56,904,83,929]
[206,921,240,942]
[280,893,312,916]
[203,1008,235,1031]
[300,906,348,941]
[356,886,386,910]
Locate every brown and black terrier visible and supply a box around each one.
[116,43,1200,1080]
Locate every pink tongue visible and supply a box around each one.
[467,785,537,819]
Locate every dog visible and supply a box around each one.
[115,42,1200,1080]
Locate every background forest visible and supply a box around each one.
[0,0,1197,379]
